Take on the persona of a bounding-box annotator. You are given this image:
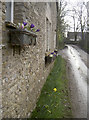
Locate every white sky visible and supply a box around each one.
[64,0,89,4]
[64,0,89,32]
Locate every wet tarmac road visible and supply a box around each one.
[59,45,88,118]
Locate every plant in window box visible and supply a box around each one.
[10,22,40,46]
[54,49,58,54]
[52,51,57,56]
[48,53,53,63]
[50,52,57,61]
[49,54,53,58]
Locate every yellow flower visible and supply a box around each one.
[49,54,53,57]
[53,88,57,92]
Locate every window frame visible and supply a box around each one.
[5,0,14,23]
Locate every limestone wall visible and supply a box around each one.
[1,2,57,118]
[0,1,2,119]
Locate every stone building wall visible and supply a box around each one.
[0,1,2,119]
[1,2,57,118]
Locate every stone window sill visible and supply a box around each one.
[5,21,17,29]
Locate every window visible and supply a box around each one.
[46,18,49,51]
[48,2,51,7]
[54,32,56,49]
[5,0,14,22]
[46,18,51,52]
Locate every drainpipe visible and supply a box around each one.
[11,0,14,23]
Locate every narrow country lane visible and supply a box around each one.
[59,45,88,118]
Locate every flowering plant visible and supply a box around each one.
[49,52,57,57]
[49,54,53,57]
[17,22,40,33]
[53,88,57,92]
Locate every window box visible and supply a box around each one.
[45,50,57,66]
[5,21,37,46]
[45,51,54,65]
[45,55,52,65]
[10,29,37,46]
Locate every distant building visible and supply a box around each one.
[67,32,88,48]
[67,32,82,41]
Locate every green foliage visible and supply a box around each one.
[57,32,65,49]
[30,56,72,118]
[56,1,67,49]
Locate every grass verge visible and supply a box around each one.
[31,56,72,118]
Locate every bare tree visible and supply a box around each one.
[56,0,68,48]
[71,1,87,49]
[74,2,87,41]
[65,0,87,42]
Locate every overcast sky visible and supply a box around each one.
[64,0,89,5]
[64,0,88,33]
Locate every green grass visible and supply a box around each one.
[31,56,72,118]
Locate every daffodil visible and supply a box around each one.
[53,88,57,92]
